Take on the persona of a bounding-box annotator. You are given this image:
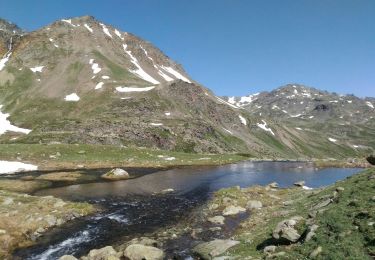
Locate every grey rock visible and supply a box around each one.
[87,246,118,260]
[263,245,276,253]
[294,181,305,187]
[246,200,263,210]
[59,255,78,260]
[268,182,279,189]
[208,215,225,225]
[222,205,246,216]
[272,216,304,242]
[312,198,332,210]
[124,244,164,260]
[309,246,322,258]
[336,187,345,192]
[192,239,240,259]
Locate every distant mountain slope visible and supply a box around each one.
[0,16,373,159]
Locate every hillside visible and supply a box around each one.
[0,16,374,160]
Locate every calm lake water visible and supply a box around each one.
[15,161,361,259]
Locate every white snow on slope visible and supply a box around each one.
[0,161,38,174]
[257,120,275,136]
[216,97,239,109]
[101,75,110,79]
[161,66,191,83]
[116,86,155,93]
[150,123,163,126]
[328,138,337,143]
[61,19,77,27]
[290,114,302,118]
[157,69,174,81]
[95,82,104,90]
[165,112,171,116]
[89,59,101,74]
[0,105,31,135]
[30,66,44,73]
[0,53,11,71]
[100,23,112,38]
[123,44,160,84]
[114,29,124,40]
[238,115,247,125]
[223,128,233,135]
[366,101,374,109]
[84,23,93,33]
[65,93,80,101]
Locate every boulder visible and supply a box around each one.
[246,200,262,210]
[124,244,164,260]
[309,246,322,258]
[127,237,162,248]
[59,256,78,260]
[222,205,246,216]
[294,181,305,187]
[305,224,319,242]
[192,239,240,259]
[87,246,119,260]
[366,155,375,165]
[312,199,332,210]
[272,216,304,243]
[208,216,225,225]
[263,245,277,253]
[268,182,279,189]
[101,168,129,180]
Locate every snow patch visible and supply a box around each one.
[223,128,233,135]
[84,23,93,33]
[0,105,32,135]
[101,75,110,79]
[123,44,160,84]
[100,23,112,38]
[238,115,247,125]
[165,112,171,116]
[161,66,191,83]
[366,101,374,109]
[116,86,155,93]
[65,93,80,102]
[89,59,101,74]
[30,66,44,73]
[328,138,337,143]
[0,161,38,174]
[95,82,104,90]
[216,97,239,109]
[150,123,163,126]
[257,120,275,136]
[295,127,302,130]
[61,19,77,27]
[114,29,124,40]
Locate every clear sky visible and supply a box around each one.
[0,0,374,97]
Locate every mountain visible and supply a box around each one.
[0,16,374,159]
[224,84,375,158]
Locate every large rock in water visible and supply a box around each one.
[123,244,164,260]
[101,168,129,180]
[192,239,240,259]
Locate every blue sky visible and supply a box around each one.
[0,0,374,97]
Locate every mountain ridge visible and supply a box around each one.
[0,16,374,159]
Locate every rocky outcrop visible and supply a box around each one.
[272,216,305,243]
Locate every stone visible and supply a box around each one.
[294,181,305,187]
[124,244,164,260]
[87,246,118,260]
[128,237,161,248]
[268,182,279,189]
[44,215,57,226]
[263,245,277,253]
[309,246,322,258]
[0,229,6,234]
[2,197,14,205]
[208,203,219,210]
[59,255,78,260]
[246,200,263,210]
[208,216,225,225]
[222,205,246,216]
[160,188,174,194]
[312,199,332,210]
[272,216,304,243]
[192,239,240,259]
[336,187,345,192]
[101,168,129,180]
